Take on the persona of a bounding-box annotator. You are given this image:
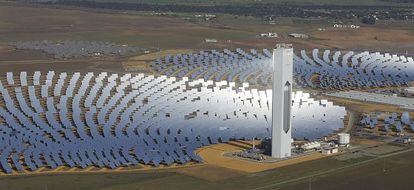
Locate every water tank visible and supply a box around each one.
[338,133,350,145]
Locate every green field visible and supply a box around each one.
[90,0,413,6]
[2,149,414,190]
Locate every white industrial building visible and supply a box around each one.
[259,32,278,38]
[288,33,309,39]
[322,147,339,155]
[301,142,321,150]
[205,38,218,43]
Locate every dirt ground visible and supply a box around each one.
[122,49,194,73]
[311,26,414,54]
[196,142,325,173]
[321,95,403,113]
[352,137,386,146]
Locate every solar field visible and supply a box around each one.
[150,49,414,90]
[359,112,414,133]
[11,41,148,59]
[0,71,346,174]
[1,36,414,175]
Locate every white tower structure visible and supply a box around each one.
[271,44,293,158]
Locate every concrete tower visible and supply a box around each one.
[272,44,293,158]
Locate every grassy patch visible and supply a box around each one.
[340,155,375,164]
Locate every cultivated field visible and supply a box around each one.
[1,2,414,74]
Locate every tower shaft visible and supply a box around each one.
[271,44,293,158]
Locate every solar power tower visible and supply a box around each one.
[272,44,293,158]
